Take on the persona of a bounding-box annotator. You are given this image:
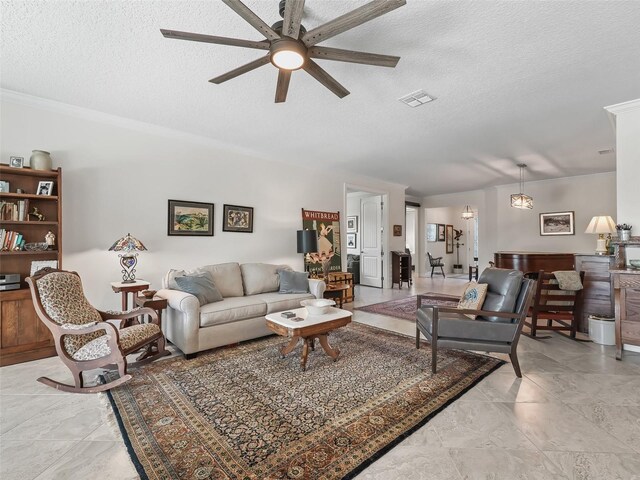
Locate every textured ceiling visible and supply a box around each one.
[2,1,639,196]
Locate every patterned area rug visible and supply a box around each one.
[355,293,458,321]
[107,322,502,480]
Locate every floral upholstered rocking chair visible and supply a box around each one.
[27,268,169,393]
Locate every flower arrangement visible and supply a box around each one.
[616,223,632,230]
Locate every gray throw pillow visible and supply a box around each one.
[278,270,309,294]
[174,272,223,306]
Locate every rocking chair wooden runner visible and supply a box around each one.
[27,268,169,393]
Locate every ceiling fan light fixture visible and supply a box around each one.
[270,39,306,70]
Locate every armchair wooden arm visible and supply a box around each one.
[416,293,458,309]
[433,306,522,320]
[99,307,160,328]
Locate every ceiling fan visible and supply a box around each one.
[161,0,406,103]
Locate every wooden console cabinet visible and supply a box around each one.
[494,252,575,272]
[0,165,62,366]
[611,269,640,360]
[326,272,354,303]
[574,254,615,333]
[391,251,411,289]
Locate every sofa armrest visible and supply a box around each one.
[155,288,201,354]
[309,279,326,299]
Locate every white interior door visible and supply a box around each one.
[360,195,383,287]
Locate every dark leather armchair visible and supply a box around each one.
[427,252,445,278]
[416,268,536,377]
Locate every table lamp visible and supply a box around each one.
[109,233,147,283]
[297,230,318,273]
[584,216,616,255]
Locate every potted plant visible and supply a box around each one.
[616,223,632,242]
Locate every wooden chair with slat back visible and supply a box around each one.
[523,270,585,339]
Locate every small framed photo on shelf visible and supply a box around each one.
[540,211,575,236]
[223,204,254,233]
[0,181,9,193]
[168,199,214,236]
[10,156,24,168]
[347,233,357,248]
[36,181,54,196]
[347,216,358,233]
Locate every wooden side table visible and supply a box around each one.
[323,284,350,308]
[134,296,168,330]
[111,280,150,311]
[326,272,354,302]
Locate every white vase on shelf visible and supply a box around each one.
[30,150,52,170]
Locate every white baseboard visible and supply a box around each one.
[623,344,640,353]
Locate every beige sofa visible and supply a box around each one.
[157,262,326,356]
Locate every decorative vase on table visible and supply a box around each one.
[30,150,53,171]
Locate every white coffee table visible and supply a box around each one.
[265,307,352,371]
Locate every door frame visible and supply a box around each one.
[343,183,390,288]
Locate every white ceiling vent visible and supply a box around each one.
[399,90,435,107]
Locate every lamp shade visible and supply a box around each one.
[461,205,474,219]
[108,233,147,252]
[510,193,534,209]
[297,230,318,254]
[585,216,616,234]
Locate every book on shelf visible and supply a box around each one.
[0,229,25,251]
[0,200,29,221]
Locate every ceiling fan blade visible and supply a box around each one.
[302,0,406,47]
[275,70,292,103]
[283,0,305,39]
[221,0,280,41]
[160,29,270,50]
[303,60,349,98]
[309,46,399,68]
[209,55,270,84]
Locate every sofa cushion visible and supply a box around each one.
[252,292,315,314]
[174,272,223,306]
[167,263,244,298]
[277,270,309,294]
[241,263,292,295]
[200,296,267,328]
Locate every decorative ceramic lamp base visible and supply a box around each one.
[119,253,138,283]
[595,236,608,256]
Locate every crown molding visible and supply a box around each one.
[0,88,278,164]
[604,98,640,132]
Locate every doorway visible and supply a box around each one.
[346,190,384,288]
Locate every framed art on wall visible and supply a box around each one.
[347,216,358,233]
[540,211,575,236]
[445,224,454,254]
[223,204,254,233]
[347,233,357,248]
[426,223,437,242]
[168,200,214,236]
[393,225,402,236]
[437,224,445,242]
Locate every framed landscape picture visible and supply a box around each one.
[437,224,446,242]
[347,216,358,233]
[168,200,214,236]
[426,223,437,242]
[540,211,575,236]
[223,204,254,233]
[445,224,454,253]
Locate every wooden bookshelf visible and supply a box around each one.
[0,164,62,365]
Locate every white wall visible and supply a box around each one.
[611,102,640,230]
[423,172,617,269]
[1,92,407,307]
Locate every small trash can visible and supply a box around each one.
[588,315,616,345]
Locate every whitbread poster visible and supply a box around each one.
[301,209,341,276]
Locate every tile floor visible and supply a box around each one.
[1,276,639,479]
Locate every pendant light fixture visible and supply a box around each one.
[510,164,533,209]
[461,205,474,219]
